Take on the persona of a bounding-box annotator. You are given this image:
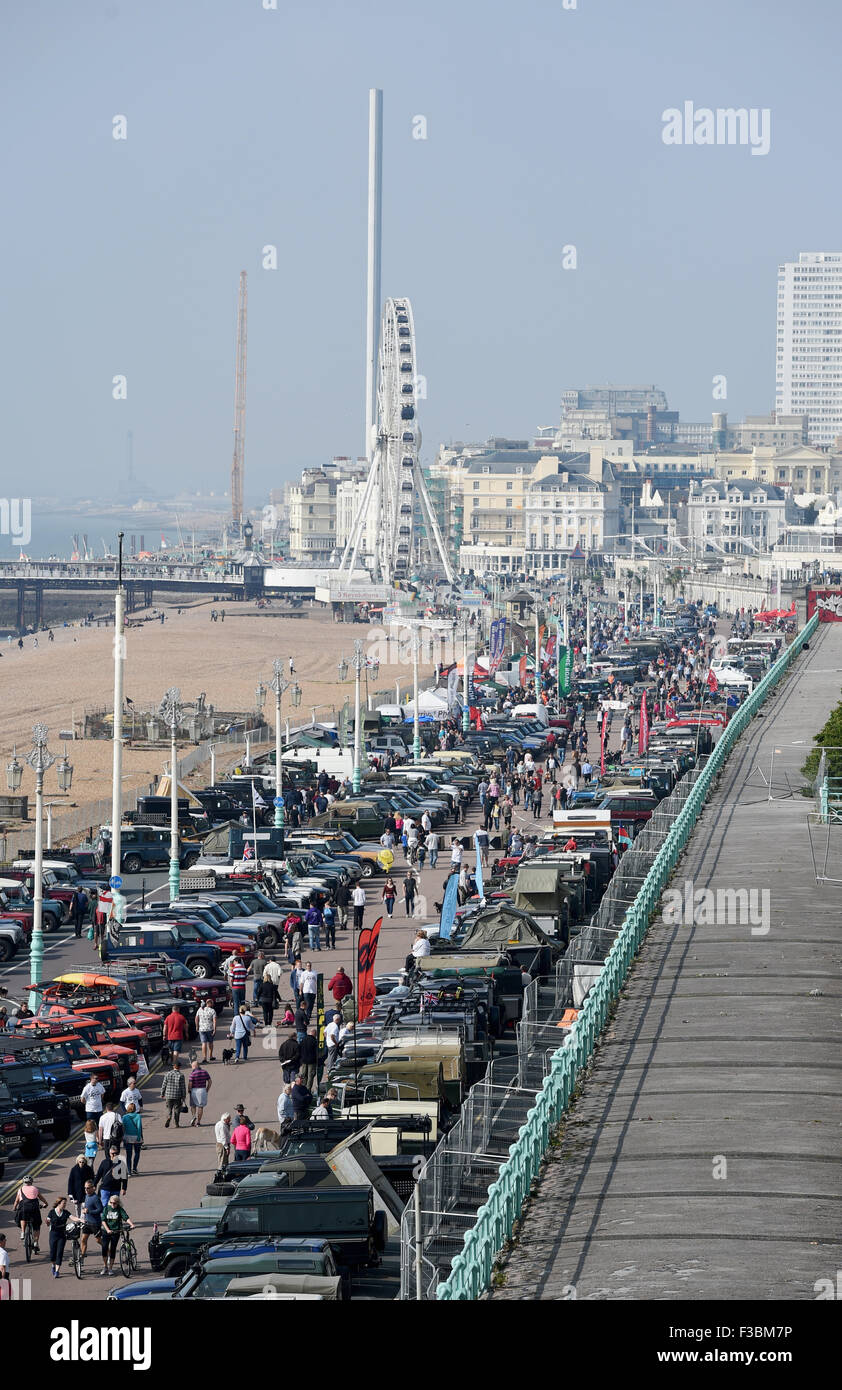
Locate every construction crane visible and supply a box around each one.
[230,270,248,531]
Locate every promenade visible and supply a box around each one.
[493,621,842,1301]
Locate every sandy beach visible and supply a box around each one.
[0,598,435,842]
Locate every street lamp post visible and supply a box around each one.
[269,659,289,828]
[585,581,592,669]
[111,533,125,889]
[350,640,365,793]
[20,726,63,1008]
[159,687,183,901]
[412,632,421,764]
[461,617,470,732]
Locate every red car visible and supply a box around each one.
[19,1015,140,1082]
[2,1029,121,1100]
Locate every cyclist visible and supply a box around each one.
[99,1192,135,1277]
[13,1177,47,1253]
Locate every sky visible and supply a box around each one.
[1,0,840,505]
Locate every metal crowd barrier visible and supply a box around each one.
[436,614,819,1300]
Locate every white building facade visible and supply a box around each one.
[776,252,842,448]
[687,479,794,556]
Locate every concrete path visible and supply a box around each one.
[493,622,842,1301]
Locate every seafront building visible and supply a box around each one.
[776,251,842,448]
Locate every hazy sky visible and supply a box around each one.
[2,0,840,504]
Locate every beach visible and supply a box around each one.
[0,598,434,845]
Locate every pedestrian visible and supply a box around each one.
[228,1004,256,1062]
[79,1181,102,1264]
[46,1195,70,1278]
[215,1113,232,1168]
[293,1000,308,1041]
[324,1011,341,1070]
[403,871,417,917]
[352,882,366,930]
[327,964,352,1005]
[278,1031,300,1085]
[97,1102,123,1152]
[230,1116,252,1159]
[300,962,317,1021]
[187,1060,212,1125]
[122,1102,143,1173]
[475,828,490,867]
[83,1119,99,1163]
[335,880,350,930]
[382,876,397,917]
[195,997,217,1063]
[71,886,88,938]
[277,1083,295,1126]
[160,1059,187,1127]
[323,897,337,949]
[533,786,543,819]
[99,1193,134,1278]
[228,956,248,1013]
[95,1144,127,1207]
[257,973,279,1027]
[291,1074,312,1121]
[426,830,439,869]
[81,1073,105,1125]
[162,1005,188,1059]
[449,837,463,870]
[251,950,267,1004]
[67,1154,95,1219]
[306,901,323,952]
[299,1027,318,1091]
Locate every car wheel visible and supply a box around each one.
[183,853,199,868]
[163,1256,188,1278]
[260,926,279,948]
[187,959,210,979]
[360,860,376,878]
[53,1119,72,1142]
[0,940,11,963]
[19,1135,42,1161]
[206,1181,236,1197]
[122,854,143,874]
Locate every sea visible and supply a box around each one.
[0,510,216,561]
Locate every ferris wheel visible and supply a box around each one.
[339,297,454,585]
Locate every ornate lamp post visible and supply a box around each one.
[159,687,183,900]
[351,640,365,793]
[269,660,289,828]
[18,726,68,1007]
[412,632,421,764]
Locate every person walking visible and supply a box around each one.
[381,876,397,917]
[67,1154,95,1220]
[426,829,439,869]
[214,1113,232,1169]
[323,897,337,949]
[299,962,317,1021]
[299,1027,318,1091]
[95,1145,127,1208]
[81,1074,106,1125]
[251,950,267,1005]
[99,1193,135,1278]
[195,998,217,1063]
[327,965,352,1006]
[97,1102,123,1153]
[160,1059,187,1127]
[162,1005,188,1060]
[403,871,417,917]
[532,783,543,819]
[291,1074,312,1121]
[83,1119,99,1164]
[305,902,323,952]
[228,1005,256,1062]
[352,882,366,930]
[230,1116,252,1160]
[257,973,279,1027]
[449,837,463,871]
[187,1060,212,1126]
[71,886,88,938]
[335,880,350,930]
[79,1182,102,1264]
[47,1196,71,1278]
[277,1083,295,1126]
[121,1102,143,1173]
[229,957,248,1013]
[324,1011,341,1071]
[278,1031,300,1085]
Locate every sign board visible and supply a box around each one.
[460,591,483,608]
[109,875,122,890]
[551,809,613,831]
[807,588,842,622]
[314,583,390,604]
[58,730,74,742]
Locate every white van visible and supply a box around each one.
[509,703,548,727]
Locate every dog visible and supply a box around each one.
[221,1048,235,1065]
[160,1044,170,1065]
[254,1126,281,1152]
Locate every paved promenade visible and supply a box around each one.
[493,622,842,1301]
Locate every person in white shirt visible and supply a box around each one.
[119,1078,143,1111]
[449,839,463,868]
[214,1113,232,1168]
[352,883,366,929]
[411,930,431,959]
[195,1001,217,1062]
[324,1013,341,1070]
[421,811,432,834]
[81,1077,105,1121]
[263,958,282,988]
[97,1104,122,1148]
[299,966,317,1021]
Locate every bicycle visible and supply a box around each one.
[22,1217,36,1264]
[67,1223,83,1280]
[118,1226,138,1277]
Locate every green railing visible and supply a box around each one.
[437,615,819,1300]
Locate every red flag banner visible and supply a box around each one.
[707,668,719,693]
[357,915,383,1022]
[638,692,649,755]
